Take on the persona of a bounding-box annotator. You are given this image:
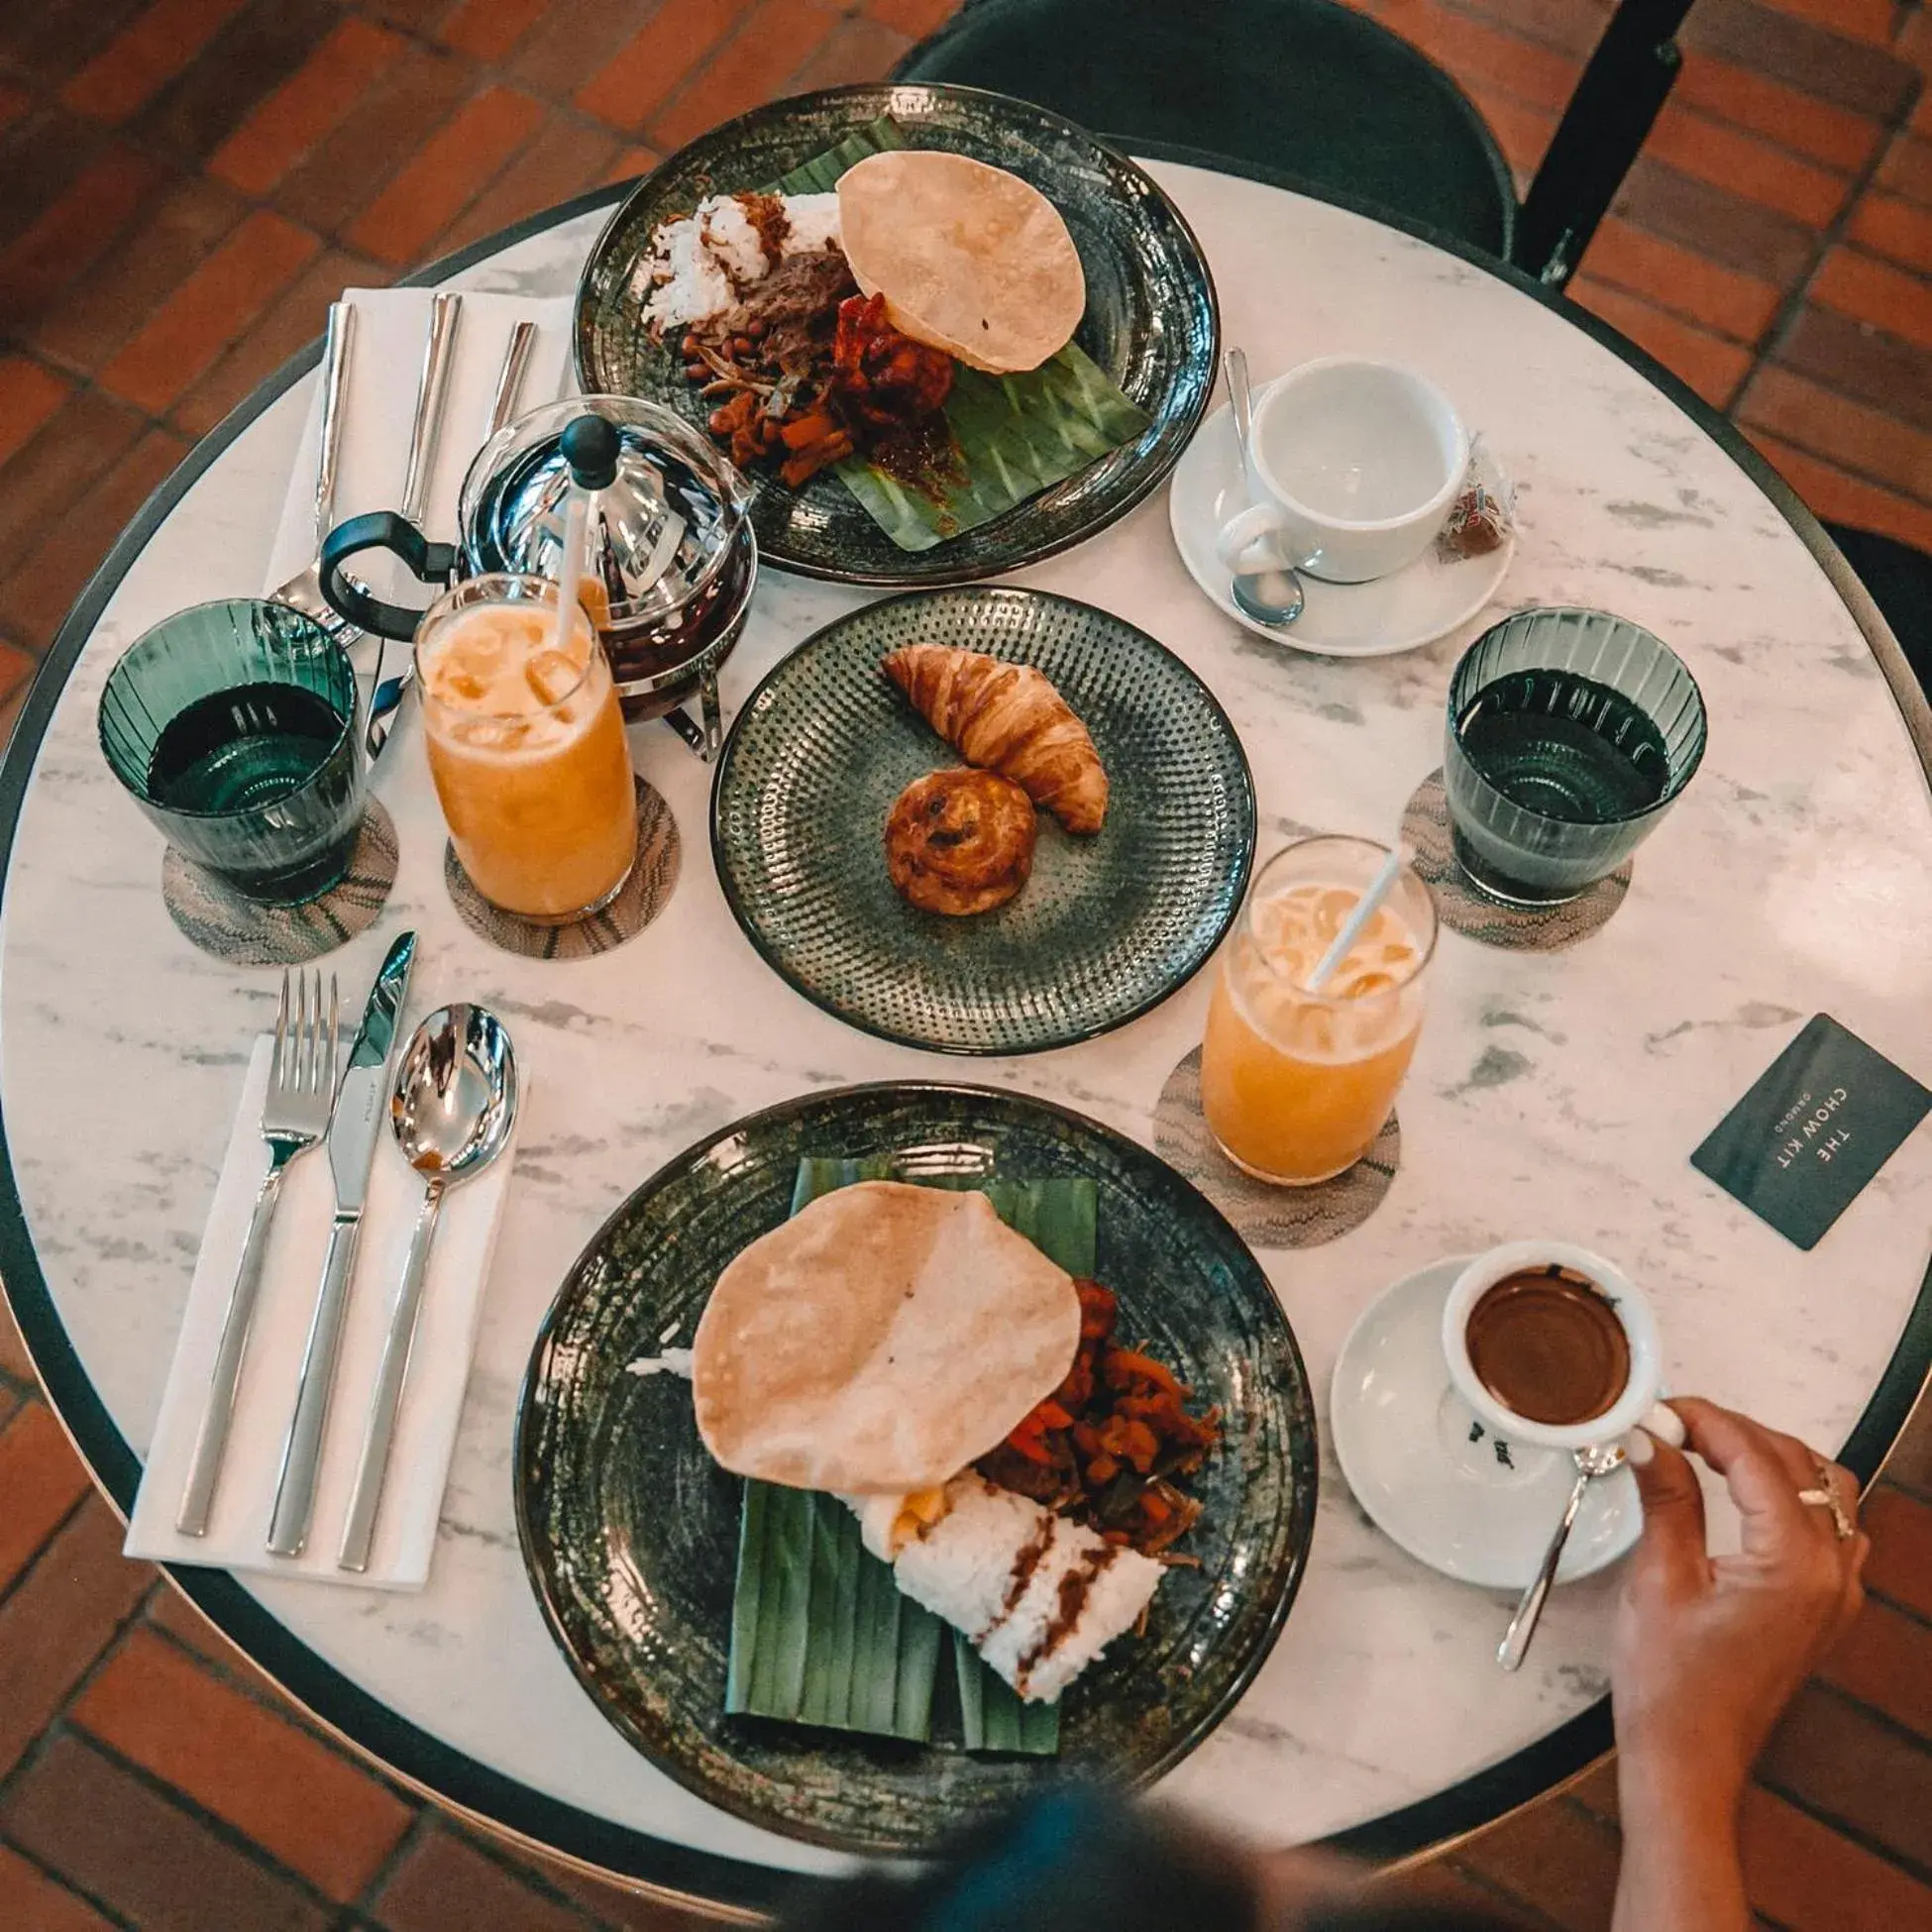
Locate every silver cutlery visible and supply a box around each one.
[271,302,358,635]
[367,309,533,760]
[401,292,463,530]
[367,295,463,762]
[176,970,339,1537]
[337,1004,517,1572]
[267,930,416,1557]
[1496,1441,1626,1671]
[1225,347,1306,628]
[487,320,537,441]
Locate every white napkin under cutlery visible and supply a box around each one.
[262,287,577,605]
[127,1034,518,1589]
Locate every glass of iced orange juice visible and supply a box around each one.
[414,574,636,922]
[1201,836,1437,1185]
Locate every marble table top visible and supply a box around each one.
[5,161,1931,1910]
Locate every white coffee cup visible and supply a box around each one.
[1215,357,1468,585]
[1442,1240,1683,1453]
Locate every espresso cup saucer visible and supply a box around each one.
[1167,400,1515,658]
[1330,1255,1641,1590]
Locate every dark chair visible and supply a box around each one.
[894,0,1694,286]
[1827,525,1932,701]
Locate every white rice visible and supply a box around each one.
[641,214,733,335]
[782,192,841,254]
[641,191,846,337]
[892,1475,1044,1638]
[843,1493,902,1564]
[890,1472,1164,1703]
[699,196,770,286]
[1008,1542,1163,1704]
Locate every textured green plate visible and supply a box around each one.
[573,83,1219,586]
[709,587,1256,1054]
[513,1083,1318,1856]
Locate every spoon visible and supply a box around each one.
[1224,347,1305,627]
[337,1005,518,1572]
[1496,1441,1626,1671]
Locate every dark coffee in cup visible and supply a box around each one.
[1464,1264,1630,1426]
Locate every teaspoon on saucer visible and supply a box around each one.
[1496,1440,1627,1670]
[1224,348,1305,628]
[337,1003,517,1572]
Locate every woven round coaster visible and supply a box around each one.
[1400,769,1630,952]
[445,776,680,960]
[162,801,397,966]
[1153,1047,1399,1249]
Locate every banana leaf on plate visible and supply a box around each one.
[724,1156,1089,1753]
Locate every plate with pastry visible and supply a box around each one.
[575,83,1218,586]
[710,587,1255,1053]
[515,1081,1317,1856]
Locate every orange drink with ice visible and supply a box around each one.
[1201,836,1437,1185]
[415,575,635,922]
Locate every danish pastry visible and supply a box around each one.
[885,768,1037,915]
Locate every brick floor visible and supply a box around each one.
[2,2,1931,1927]
[69,1629,416,1900]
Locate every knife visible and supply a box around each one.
[266,931,416,1557]
[368,293,463,764]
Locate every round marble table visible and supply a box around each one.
[6,154,1931,1920]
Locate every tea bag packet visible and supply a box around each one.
[1436,434,1515,561]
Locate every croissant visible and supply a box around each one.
[882,645,1109,834]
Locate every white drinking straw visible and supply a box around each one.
[1306,843,1407,995]
[552,484,590,661]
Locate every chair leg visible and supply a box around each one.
[1515,0,1694,287]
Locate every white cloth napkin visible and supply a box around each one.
[127,1034,519,1589]
[262,287,576,599]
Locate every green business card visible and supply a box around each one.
[1691,1014,1930,1250]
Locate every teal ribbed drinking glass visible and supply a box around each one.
[98,599,366,904]
[1444,607,1707,905]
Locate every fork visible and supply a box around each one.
[270,303,359,639]
[176,970,340,1537]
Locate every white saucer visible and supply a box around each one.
[1168,396,1516,657]
[1330,1255,1642,1589]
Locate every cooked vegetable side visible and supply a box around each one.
[978,1279,1224,1558]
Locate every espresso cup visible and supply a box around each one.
[1441,1240,1682,1453]
[1214,357,1468,585]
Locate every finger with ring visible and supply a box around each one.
[1795,1465,1857,1541]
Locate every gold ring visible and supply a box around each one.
[1796,1474,1856,1541]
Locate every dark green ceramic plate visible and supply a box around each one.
[514,1083,1317,1856]
[710,587,1255,1054]
[573,83,1219,586]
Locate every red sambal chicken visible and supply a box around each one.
[976,1278,1223,1559]
[830,292,954,430]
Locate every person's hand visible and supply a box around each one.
[1612,1396,1869,1812]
